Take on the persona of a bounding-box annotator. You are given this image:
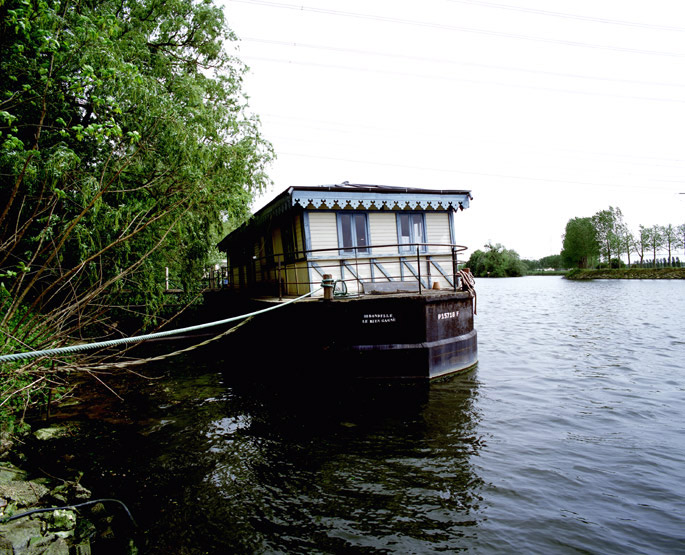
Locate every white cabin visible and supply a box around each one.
[217,183,473,297]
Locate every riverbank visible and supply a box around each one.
[565,267,685,280]
[526,270,566,276]
[0,426,138,554]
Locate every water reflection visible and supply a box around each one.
[32,278,685,553]
[132,368,485,553]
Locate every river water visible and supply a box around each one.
[38,277,685,553]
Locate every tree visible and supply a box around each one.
[539,254,563,269]
[0,0,272,426]
[648,225,665,266]
[561,217,599,268]
[635,225,651,266]
[663,224,681,264]
[466,243,526,277]
[616,221,635,267]
[521,258,540,272]
[592,207,623,265]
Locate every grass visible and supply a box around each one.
[565,267,685,280]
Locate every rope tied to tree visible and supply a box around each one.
[0,290,320,364]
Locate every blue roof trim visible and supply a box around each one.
[291,190,470,211]
[217,184,473,251]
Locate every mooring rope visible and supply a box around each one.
[0,289,320,363]
[457,270,477,315]
[62,316,254,372]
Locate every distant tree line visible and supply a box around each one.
[522,254,563,272]
[561,207,685,269]
[465,244,568,277]
[465,208,684,278]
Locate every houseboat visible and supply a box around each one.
[212,183,477,380]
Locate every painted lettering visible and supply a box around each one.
[362,313,396,324]
[437,311,458,320]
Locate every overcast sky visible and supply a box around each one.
[220,0,685,259]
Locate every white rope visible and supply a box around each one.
[457,270,477,315]
[0,290,319,363]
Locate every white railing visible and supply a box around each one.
[222,242,469,298]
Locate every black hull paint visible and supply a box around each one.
[203,290,478,381]
[347,329,478,380]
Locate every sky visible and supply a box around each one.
[220,0,685,260]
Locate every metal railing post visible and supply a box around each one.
[417,246,422,295]
[355,246,360,294]
[452,246,457,291]
[426,255,432,289]
[277,258,283,300]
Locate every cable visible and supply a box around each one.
[444,0,685,32]
[258,113,685,166]
[228,0,685,58]
[333,279,348,297]
[240,55,685,105]
[242,37,685,90]
[2,498,138,528]
[270,151,682,193]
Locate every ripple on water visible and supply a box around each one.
[471,278,685,554]
[39,278,685,554]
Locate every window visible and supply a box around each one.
[397,213,426,253]
[282,222,296,263]
[337,212,369,254]
[264,233,274,266]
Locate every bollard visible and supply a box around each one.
[322,274,334,301]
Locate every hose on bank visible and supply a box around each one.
[2,498,137,527]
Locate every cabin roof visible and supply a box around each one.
[218,183,472,251]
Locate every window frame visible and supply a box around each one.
[396,212,427,253]
[336,211,370,255]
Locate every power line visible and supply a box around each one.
[269,132,685,181]
[266,130,685,171]
[260,113,685,167]
[243,37,685,89]
[240,55,685,104]
[267,134,685,183]
[443,0,685,32]
[228,0,685,58]
[275,151,681,193]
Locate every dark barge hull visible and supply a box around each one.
[203,290,477,381]
[326,292,477,380]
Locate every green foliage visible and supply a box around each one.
[561,217,599,269]
[592,207,624,264]
[539,254,563,269]
[565,267,685,280]
[522,254,564,272]
[561,208,683,269]
[0,288,58,433]
[0,0,273,425]
[564,268,583,280]
[466,243,526,277]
